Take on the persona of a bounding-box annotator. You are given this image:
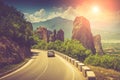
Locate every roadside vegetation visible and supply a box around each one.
[32,36,91,62]
[84,54,120,71]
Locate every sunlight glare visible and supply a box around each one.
[92,6,100,14]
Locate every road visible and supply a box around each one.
[0,49,85,80]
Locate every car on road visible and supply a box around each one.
[47,50,55,57]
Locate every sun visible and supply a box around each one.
[92,6,100,14]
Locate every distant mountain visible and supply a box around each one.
[32,17,120,41]
[32,17,73,39]
[92,29,120,41]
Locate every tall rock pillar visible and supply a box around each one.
[72,16,96,54]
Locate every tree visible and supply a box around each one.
[0,1,34,47]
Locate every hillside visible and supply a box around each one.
[0,1,33,67]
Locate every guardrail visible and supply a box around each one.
[55,51,96,80]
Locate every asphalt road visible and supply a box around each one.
[0,49,85,80]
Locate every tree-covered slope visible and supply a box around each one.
[0,1,34,67]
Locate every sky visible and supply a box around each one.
[2,0,120,31]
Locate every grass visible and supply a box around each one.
[88,65,120,80]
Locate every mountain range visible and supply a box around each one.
[32,17,120,41]
[32,17,73,39]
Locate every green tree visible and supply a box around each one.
[0,1,34,47]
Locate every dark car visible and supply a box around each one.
[47,50,55,57]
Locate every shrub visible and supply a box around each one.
[33,39,91,62]
[84,55,120,71]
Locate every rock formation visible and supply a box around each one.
[35,26,64,42]
[49,29,56,42]
[0,36,31,67]
[94,34,104,55]
[35,27,48,42]
[56,29,64,41]
[72,16,96,54]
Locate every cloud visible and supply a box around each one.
[24,7,78,23]
[61,7,77,20]
[24,6,120,29]
[24,9,60,23]
[24,9,47,23]
[34,9,46,17]
[47,12,61,20]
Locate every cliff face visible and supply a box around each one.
[56,29,64,41]
[94,35,104,55]
[72,16,96,54]
[36,27,48,42]
[0,36,31,67]
[35,26,64,42]
[49,30,56,42]
[72,16,104,55]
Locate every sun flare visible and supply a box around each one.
[92,6,100,14]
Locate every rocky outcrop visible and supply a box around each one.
[35,26,64,42]
[49,30,56,42]
[0,1,33,68]
[0,36,31,67]
[56,29,64,41]
[94,35,104,55]
[35,27,48,42]
[72,16,96,54]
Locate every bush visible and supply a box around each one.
[32,40,47,50]
[34,39,91,62]
[84,55,120,71]
[33,38,91,62]
[61,40,91,62]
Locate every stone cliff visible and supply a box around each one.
[72,16,96,54]
[0,36,31,67]
[72,16,104,54]
[94,34,104,55]
[56,29,64,41]
[49,30,56,42]
[36,27,49,42]
[35,26,64,42]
